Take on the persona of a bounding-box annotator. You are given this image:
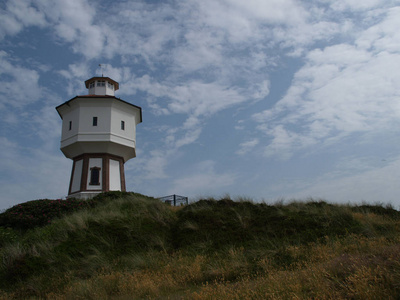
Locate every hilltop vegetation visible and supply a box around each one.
[1,192,400,299]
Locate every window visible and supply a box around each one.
[89,167,100,185]
[97,80,105,87]
[121,120,125,130]
[89,82,95,89]
[93,117,98,126]
[69,121,72,131]
[107,82,114,89]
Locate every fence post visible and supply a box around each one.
[173,194,176,206]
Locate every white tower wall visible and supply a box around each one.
[70,159,83,193]
[109,159,122,191]
[58,97,140,162]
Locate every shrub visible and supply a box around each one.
[0,192,143,231]
[0,227,20,246]
[0,198,89,230]
[173,199,363,251]
[0,193,175,292]
[351,204,400,219]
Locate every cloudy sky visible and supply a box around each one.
[1,0,400,210]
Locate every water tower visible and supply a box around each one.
[56,76,142,199]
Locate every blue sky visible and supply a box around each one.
[1,0,400,210]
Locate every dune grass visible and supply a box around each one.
[1,193,400,299]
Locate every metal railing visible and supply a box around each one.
[159,194,188,206]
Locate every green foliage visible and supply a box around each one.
[351,203,400,219]
[0,193,175,292]
[0,227,20,247]
[173,199,362,251]
[0,192,139,231]
[0,198,88,230]
[91,191,135,202]
[0,194,399,299]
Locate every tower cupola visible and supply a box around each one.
[85,77,119,96]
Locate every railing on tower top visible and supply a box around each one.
[158,194,188,206]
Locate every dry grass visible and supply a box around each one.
[33,235,400,299]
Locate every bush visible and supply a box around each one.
[0,199,90,230]
[351,204,400,219]
[0,227,20,246]
[0,193,175,291]
[173,199,362,251]
[0,192,139,231]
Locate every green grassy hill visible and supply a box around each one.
[1,192,400,299]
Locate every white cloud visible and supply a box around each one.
[236,138,259,155]
[121,74,265,159]
[356,6,400,53]
[253,6,400,159]
[0,11,23,39]
[0,0,46,39]
[0,136,71,210]
[99,2,180,62]
[137,150,169,180]
[192,0,309,46]
[0,51,42,107]
[31,103,63,149]
[126,75,267,120]
[330,0,384,12]
[169,160,237,197]
[289,155,400,207]
[174,128,202,149]
[0,0,108,59]
[29,0,107,59]
[227,0,307,25]
[0,137,20,171]
[167,81,247,117]
[235,120,245,130]
[262,125,316,159]
[8,0,46,27]
[58,62,91,95]
[253,80,270,100]
[94,0,312,81]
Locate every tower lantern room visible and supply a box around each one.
[56,76,142,199]
[85,77,119,96]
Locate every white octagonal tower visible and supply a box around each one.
[56,76,142,199]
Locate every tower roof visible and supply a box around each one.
[55,95,142,124]
[85,77,119,91]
